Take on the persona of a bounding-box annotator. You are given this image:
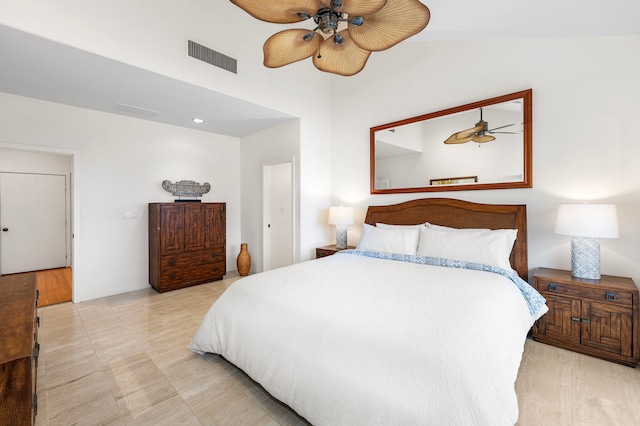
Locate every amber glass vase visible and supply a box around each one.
[236,243,252,276]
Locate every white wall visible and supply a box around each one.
[331,36,640,284]
[0,150,71,174]
[0,0,333,251]
[7,4,636,291]
[241,120,301,273]
[0,93,241,302]
[0,1,333,296]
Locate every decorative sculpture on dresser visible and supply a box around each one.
[162,180,211,200]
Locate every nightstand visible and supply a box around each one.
[532,267,639,367]
[315,244,355,258]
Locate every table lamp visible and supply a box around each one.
[328,206,354,249]
[554,203,619,279]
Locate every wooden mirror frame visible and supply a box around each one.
[370,89,532,194]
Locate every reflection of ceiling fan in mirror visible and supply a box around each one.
[444,108,519,144]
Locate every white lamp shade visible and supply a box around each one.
[328,206,354,226]
[555,204,619,239]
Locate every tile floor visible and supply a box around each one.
[34,275,640,425]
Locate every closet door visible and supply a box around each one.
[0,173,66,274]
[159,204,184,254]
[184,204,206,251]
[204,204,225,247]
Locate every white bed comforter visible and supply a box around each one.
[189,252,545,425]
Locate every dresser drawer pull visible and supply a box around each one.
[582,319,590,324]
[33,342,40,366]
[168,259,177,266]
[33,393,37,416]
[549,283,558,292]
[571,316,580,322]
[605,291,617,301]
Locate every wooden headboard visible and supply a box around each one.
[364,198,528,281]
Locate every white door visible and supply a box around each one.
[263,161,293,271]
[0,173,67,274]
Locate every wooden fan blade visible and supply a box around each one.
[231,0,323,24]
[264,29,321,68]
[320,0,387,16]
[349,0,430,51]
[444,134,473,144]
[312,30,371,76]
[472,134,496,143]
[444,124,485,144]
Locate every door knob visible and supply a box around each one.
[2,228,7,232]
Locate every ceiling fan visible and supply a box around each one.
[230,0,431,76]
[444,108,519,145]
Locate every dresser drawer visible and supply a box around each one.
[160,248,224,269]
[537,279,633,306]
[158,262,225,289]
[0,273,38,425]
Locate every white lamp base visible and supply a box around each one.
[571,236,600,279]
[335,225,348,249]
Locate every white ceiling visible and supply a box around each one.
[420,0,640,40]
[1,0,638,137]
[0,24,296,138]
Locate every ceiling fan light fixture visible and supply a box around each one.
[326,0,387,16]
[313,30,371,76]
[231,0,430,76]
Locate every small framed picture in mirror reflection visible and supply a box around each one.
[430,176,478,186]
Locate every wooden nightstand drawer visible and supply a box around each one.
[532,267,639,367]
[537,279,633,306]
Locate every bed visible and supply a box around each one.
[189,198,548,425]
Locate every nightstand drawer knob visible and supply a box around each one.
[605,291,617,301]
[549,283,558,291]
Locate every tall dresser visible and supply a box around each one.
[149,202,226,292]
[0,273,39,425]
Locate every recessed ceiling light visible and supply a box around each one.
[192,118,204,124]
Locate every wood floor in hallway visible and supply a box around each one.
[36,267,72,307]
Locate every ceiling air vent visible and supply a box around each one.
[114,103,159,118]
[188,40,237,74]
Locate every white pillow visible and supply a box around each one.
[356,223,421,255]
[376,222,425,229]
[417,226,517,270]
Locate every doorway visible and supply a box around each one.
[263,158,295,271]
[0,147,75,304]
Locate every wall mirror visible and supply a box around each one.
[370,89,532,194]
